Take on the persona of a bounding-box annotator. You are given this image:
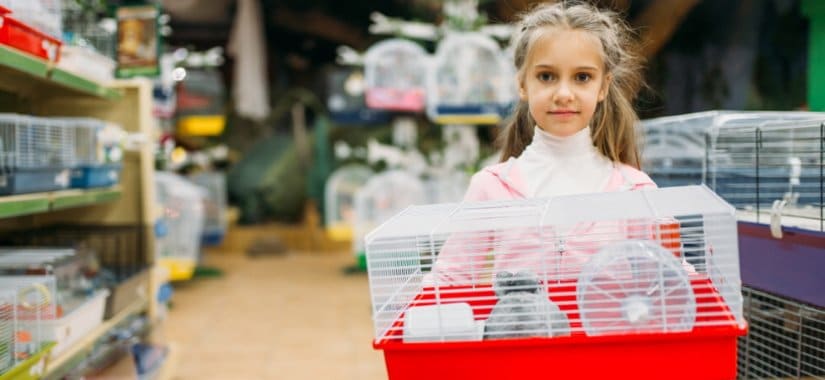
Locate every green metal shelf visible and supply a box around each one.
[0,45,121,100]
[0,186,121,219]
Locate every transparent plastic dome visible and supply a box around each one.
[427,33,513,124]
[363,39,429,111]
[577,240,696,336]
[324,164,374,241]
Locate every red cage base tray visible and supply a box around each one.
[374,278,747,380]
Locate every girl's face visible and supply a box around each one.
[519,27,611,137]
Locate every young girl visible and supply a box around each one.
[430,2,657,284]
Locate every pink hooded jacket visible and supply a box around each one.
[427,157,660,285]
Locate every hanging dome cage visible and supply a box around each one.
[364,39,429,112]
[427,33,515,125]
[324,164,374,242]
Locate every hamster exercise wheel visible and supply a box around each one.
[364,39,428,112]
[577,240,696,336]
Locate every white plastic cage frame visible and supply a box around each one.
[0,0,62,39]
[0,114,74,170]
[365,186,746,344]
[155,172,206,262]
[353,170,427,258]
[427,32,515,125]
[364,39,429,112]
[738,287,825,379]
[706,116,825,232]
[324,164,373,241]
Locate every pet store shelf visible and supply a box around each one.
[0,186,121,219]
[0,45,121,100]
[44,298,149,377]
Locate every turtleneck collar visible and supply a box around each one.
[515,125,614,198]
[523,126,598,160]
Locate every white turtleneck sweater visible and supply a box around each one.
[516,126,614,199]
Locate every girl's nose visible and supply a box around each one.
[553,81,574,103]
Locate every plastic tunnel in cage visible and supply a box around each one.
[364,39,428,112]
[325,164,374,242]
[365,185,747,380]
[427,33,515,125]
[352,170,426,271]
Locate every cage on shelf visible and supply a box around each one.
[427,33,515,125]
[353,170,426,271]
[325,164,373,242]
[0,114,74,195]
[0,284,54,377]
[364,39,428,112]
[365,186,746,380]
[60,117,124,189]
[155,172,206,281]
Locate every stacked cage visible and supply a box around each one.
[0,115,74,195]
[63,117,123,189]
[0,0,61,39]
[705,115,825,379]
[366,186,747,380]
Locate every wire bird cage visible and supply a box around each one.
[0,0,62,39]
[61,2,115,59]
[705,116,825,233]
[325,164,373,242]
[191,171,228,246]
[0,114,74,194]
[155,172,206,281]
[427,33,515,125]
[353,170,427,269]
[738,287,825,379]
[364,39,428,112]
[639,111,825,189]
[0,248,88,316]
[326,66,390,125]
[365,186,747,380]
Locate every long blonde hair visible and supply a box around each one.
[499,2,645,168]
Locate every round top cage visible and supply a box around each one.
[427,32,514,125]
[363,39,429,112]
[352,170,426,256]
[324,164,374,242]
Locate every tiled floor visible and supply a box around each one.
[161,251,387,379]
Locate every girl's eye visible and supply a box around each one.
[575,73,592,82]
[537,72,554,82]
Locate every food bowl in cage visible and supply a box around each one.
[366,186,747,379]
[364,39,428,112]
[426,33,516,125]
[353,170,426,270]
[325,164,373,242]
